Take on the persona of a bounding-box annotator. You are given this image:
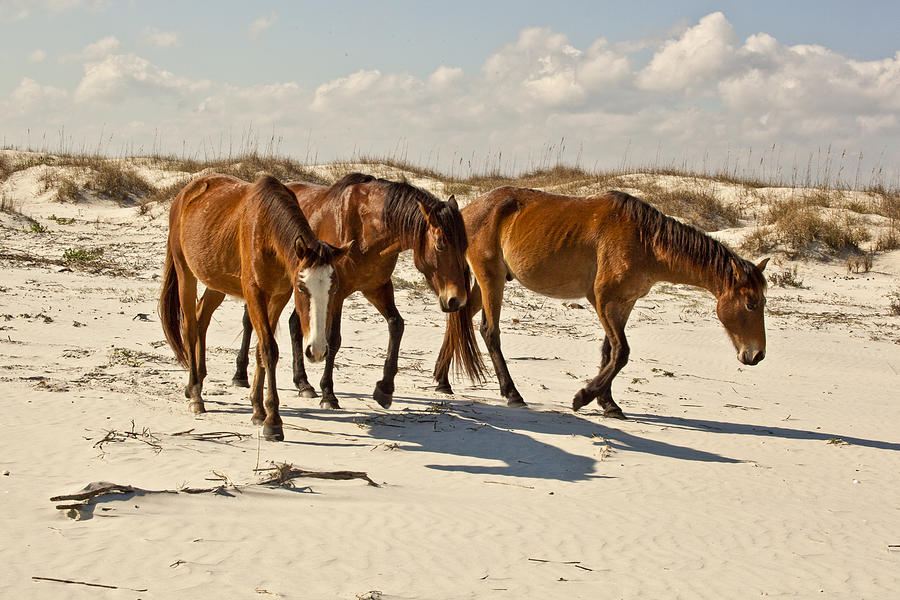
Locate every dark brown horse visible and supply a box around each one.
[159,174,351,441]
[434,187,768,418]
[231,173,483,410]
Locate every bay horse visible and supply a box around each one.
[231,172,484,410]
[434,187,768,418]
[159,174,351,441]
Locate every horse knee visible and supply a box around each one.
[387,314,404,337]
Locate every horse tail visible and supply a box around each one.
[434,271,485,384]
[159,243,188,367]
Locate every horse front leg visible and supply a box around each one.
[572,300,634,419]
[288,310,316,398]
[478,274,525,408]
[318,305,343,410]
[232,305,253,387]
[244,286,286,441]
[364,283,404,409]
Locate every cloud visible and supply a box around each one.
[73,53,203,103]
[0,0,111,20]
[3,12,898,185]
[249,11,276,39]
[5,77,68,114]
[141,26,180,48]
[637,11,737,92]
[60,35,120,63]
[28,49,47,63]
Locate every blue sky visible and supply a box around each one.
[2,1,899,184]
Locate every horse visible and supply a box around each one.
[433,187,768,418]
[230,172,484,410]
[159,174,352,441]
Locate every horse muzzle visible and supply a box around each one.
[738,349,765,366]
[439,294,465,313]
[305,343,328,363]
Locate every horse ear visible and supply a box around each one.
[756,257,770,272]
[294,235,307,258]
[416,199,438,226]
[731,258,747,283]
[447,195,458,211]
[335,239,356,259]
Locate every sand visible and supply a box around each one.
[1,155,899,598]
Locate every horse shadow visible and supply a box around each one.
[627,413,900,451]
[276,389,746,483]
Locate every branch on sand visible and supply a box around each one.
[50,462,378,515]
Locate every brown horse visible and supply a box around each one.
[434,187,768,418]
[231,172,484,410]
[159,174,351,441]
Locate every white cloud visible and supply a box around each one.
[5,77,68,114]
[0,0,110,20]
[141,26,180,48]
[73,53,202,103]
[637,11,737,92]
[428,66,463,91]
[60,35,120,63]
[3,12,898,186]
[249,11,276,39]
[28,49,47,63]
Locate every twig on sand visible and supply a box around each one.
[50,462,378,515]
[171,430,252,444]
[32,576,147,592]
[93,421,162,454]
[484,480,534,489]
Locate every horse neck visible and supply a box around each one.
[654,247,730,298]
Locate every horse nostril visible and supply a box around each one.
[305,346,314,361]
[752,350,765,365]
[446,296,460,312]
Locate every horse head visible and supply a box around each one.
[292,237,355,362]
[413,195,469,313]
[716,257,769,366]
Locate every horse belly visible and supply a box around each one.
[504,247,596,300]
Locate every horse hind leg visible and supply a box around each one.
[232,305,253,387]
[288,310,317,398]
[176,268,206,414]
[196,288,225,395]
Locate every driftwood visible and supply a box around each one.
[51,463,378,513]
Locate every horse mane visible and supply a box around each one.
[247,175,332,267]
[606,191,765,291]
[327,172,467,253]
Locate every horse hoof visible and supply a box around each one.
[603,407,627,420]
[373,382,393,409]
[435,382,454,395]
[232,377,250,388]
[297,383,318,398]
[572,392,592,412]
[262,425,284,442]
[319,397,341,410]
[506,397,528,408]
[189,401,206,414]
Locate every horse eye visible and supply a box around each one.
[435,242,446,252]
[746,301,757,311]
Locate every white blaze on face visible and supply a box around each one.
[298,264,334,362]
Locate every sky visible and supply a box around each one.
[2,0,899,186]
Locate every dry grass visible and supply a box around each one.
[889,291,900,316]
[760,199,870,254]
[637,184,742,231]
